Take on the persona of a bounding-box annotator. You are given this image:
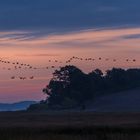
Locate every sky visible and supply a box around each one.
[0,0,140,103]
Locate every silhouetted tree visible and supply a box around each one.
[43,65,90,108]
[105,68,127,89]
[88,69,104,93]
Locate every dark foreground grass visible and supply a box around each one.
[0,111,140,140]
[1,127,140,140]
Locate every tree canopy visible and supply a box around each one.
[28,66,140,111]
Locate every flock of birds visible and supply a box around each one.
[66,56,136,63]
[0,56,137,81]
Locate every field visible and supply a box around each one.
[0,111,140,140]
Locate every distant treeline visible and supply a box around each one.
[28,65,140,111]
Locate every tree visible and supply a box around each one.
[43,65,89,108]
[88,69,104,94]
[105,68,127,89]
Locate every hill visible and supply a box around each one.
[88,87,140,112]
[0,101,36,111]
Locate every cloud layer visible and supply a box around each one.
[0,0,140,33]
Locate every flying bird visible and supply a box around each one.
[30,76,34,79]
[11,76,15,79]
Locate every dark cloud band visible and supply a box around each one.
[0,0,140,33]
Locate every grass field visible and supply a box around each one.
[0,111,140,140]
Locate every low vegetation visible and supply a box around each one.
[0,112,140,140]
[1,127,140,140]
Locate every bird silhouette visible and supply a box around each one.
[11,76,15,79]
[30,76,34,79]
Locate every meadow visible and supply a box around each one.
[0,111,140,140]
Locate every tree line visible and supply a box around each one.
[28,65,140,111]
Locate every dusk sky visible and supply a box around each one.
[0,0,140,103]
